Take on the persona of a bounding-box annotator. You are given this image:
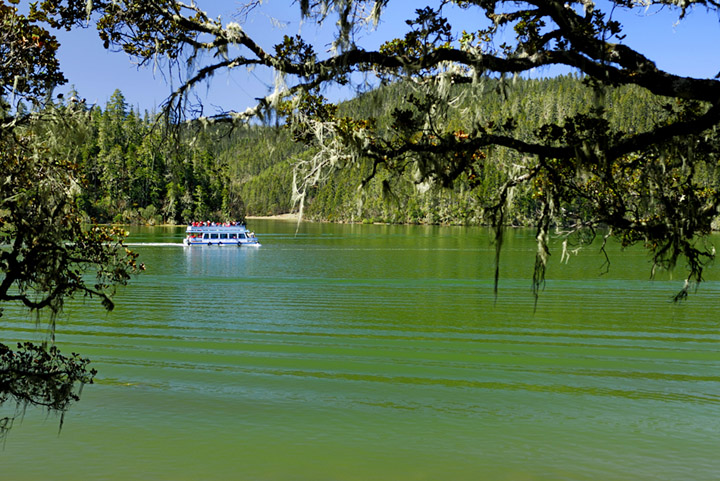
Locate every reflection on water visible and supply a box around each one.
[2,221,719,480]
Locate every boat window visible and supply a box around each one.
[239,233,246,239]
[229,233,237,239]
[203,233,209,240]
[220,233,228,239]
[210,233,219,239]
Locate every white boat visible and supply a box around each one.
[183,222,260,246]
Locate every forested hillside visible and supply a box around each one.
[41,89,302,224]
[46,75,704,226]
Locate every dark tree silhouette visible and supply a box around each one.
[1,1,143,437]
[36,1,720,300]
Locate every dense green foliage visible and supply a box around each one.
[303,75,680,225]
[66,75,702,229]
[51,89,300,224]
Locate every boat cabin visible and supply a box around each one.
[183,222,260,246]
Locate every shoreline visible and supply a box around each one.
[246,213,300,221]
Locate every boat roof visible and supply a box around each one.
[186,224,251,233]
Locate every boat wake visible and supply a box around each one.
[126,242,185,247]
[125,242,261,247]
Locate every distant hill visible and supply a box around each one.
[63,76,678,225]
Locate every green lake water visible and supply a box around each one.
[2,220,719,480]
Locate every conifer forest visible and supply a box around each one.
[38,75,705,228]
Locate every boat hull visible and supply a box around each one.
[183,238,260,246]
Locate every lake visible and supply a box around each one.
[2,220,719,480]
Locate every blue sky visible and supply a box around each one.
[51,1,720,114]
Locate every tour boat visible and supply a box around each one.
[183,222,260,246]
